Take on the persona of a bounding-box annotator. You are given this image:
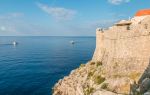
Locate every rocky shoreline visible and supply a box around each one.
[53,61,150,95]
[52,61,134,95]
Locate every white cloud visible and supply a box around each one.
[37,2,76,21]
[9,13,24,17]
[0,26,6,31]
[0,25,17,33]
[0,13,24,34]
[0,12,42,36]
[0,12,51,35]
[0,12,24,20]
[108,0,130,5]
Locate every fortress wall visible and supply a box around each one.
[92,29,150,80]
[92,16,150,78]
[93,28,150,61]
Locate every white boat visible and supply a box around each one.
[0,41,18,46]
[12,41,18,46]
[70,40,75,44]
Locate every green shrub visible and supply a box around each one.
[87,72,94,79]
[83,86,94,95]
[90,61,95,65]
[80,64,85,68]
[96,61,103,67]
[94,75,105,84]
[113,62,118,69]
[101,83,108,89]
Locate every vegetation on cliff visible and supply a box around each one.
[53,61,133,95]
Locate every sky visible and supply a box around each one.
[0,0,149,36]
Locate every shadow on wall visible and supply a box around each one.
[130,59,150,95]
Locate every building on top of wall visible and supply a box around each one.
[93,9,150,61]
[135,9,150,16]
[97,9,150,33]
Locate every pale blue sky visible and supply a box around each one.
[0,0,149,36]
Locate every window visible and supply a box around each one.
[145,24,148,29]
[127,25,130,30]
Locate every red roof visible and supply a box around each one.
[135,9,150,16]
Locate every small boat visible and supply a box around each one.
[12,41,18,46]
[70,40,75,44]
[0,41,18,46]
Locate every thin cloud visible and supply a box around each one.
[0,26,6,31]
[0,12,24,19]
[37,2,77,21]
[0,12,45,36]
[0,12,24,33]
[108,0,130,5]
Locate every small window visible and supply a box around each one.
[138,22,141,24]
[145,24,148,29]
[127,25,130,30]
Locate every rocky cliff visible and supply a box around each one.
[53,14,150,95]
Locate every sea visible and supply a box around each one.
[0,36,95,95]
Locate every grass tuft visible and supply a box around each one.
[101,83,108,89]
[83,85,94,95]
[94,75,105,84]
[96,61,103,67]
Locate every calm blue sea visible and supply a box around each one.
[0,36,95,95]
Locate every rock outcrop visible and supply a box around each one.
[53,11,150,95]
